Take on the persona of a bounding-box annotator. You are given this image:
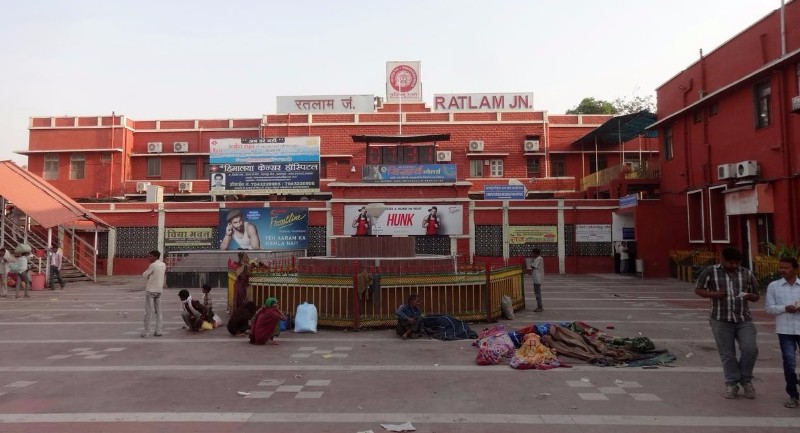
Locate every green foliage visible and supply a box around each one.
[612,95,656,114]
[764,241,800,258]
[566,97,618,115]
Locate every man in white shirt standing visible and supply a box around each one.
[531,248,544,312]
[142,250,166,338]
[764,256,800,409]
[48,245,65,290]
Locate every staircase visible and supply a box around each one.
[1,215,93,283]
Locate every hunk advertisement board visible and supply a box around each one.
[218,207,309,251]
[209,137,320,195]
[343,204,463,236]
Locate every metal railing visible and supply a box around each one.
[580,162,661,191]
[229,264,525,330]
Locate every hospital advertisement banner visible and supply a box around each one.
[218,207,309,251]
[209,137,320,195]
[343,204,463,236]
[386,61,422,103]
[361,164,456,183]
[508,226,558,244]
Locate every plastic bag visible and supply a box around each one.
[212,314,222,327]
[500,295,515,320]
[201,321,214,330]
[294,302,318,333]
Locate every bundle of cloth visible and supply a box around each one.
[474,321,675,368]
[420,315,477,341]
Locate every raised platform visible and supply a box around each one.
[335,236,415,258]
[297,254,455,275]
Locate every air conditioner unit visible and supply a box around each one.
[178,181,193,192]
[468,140,484,152]
[717,164,736,180]
[147,142,163,153]
[736,160,759,178]
[792,96,800,114]
[436,150,452,162]
[136,181,151,193]
[523,140,540,152]
[173,142,189,153]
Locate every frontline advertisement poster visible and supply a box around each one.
[209,137,320,195]
[343,204,463,236]
[218,207,309,250]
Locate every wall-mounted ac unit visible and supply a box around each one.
[436,150,452,162]
[792,96,800,114]
[173,142,189,153]
[178,181,193,192]
[736,160,759,178]
[717,164,736,180]
[136,181,151,193]
[147,142,163,153]
[523,140,540,152]
[468,140,484,152]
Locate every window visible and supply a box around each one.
[69,153,85,180]
[687,189,705,243]
[526,158,540,177]
[381,147,397,165]
[398,146,417,164]
[708,185,729,243]
[418,146,434,164]
[202,159,210,179]
[100,153,112,165]
[589,155,607,174]
[550,156,566,177]
[663,127,673,161]
[146,157,161,177]
[489,159,503,177]
[693,110,702,123]
[469,159,483,177]
[365,145,435,164]
[754,81,771,129]
[43,154,59,180]
[180,157,196,180]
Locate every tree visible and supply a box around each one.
[566,97,618,115]
[612,95,656,114]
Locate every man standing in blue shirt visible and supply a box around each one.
[764,256,800,409]
[695,247,760,400]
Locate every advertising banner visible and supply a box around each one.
[343,204,463,236]
[386,61,422,103]
[209,137,320,195]
[508,226,558,244]
[576,224,612,243]
[361,164,456,183]
[165,228,214,248]
[277,95,375,114]
[218,207,309,250]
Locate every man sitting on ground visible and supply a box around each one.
[396,294,424,340]
[178,289,211,332]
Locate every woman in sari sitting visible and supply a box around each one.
[249,297,287,345]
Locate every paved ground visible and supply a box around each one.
[0,273,798,432]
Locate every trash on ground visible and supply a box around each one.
[537,393,551,399]
[380,422,415,432]
[685,352,694,358]
[237,391,250,396]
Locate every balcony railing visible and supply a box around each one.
[580,162,661,191]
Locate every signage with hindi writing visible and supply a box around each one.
[433,93,534,112]
[508,226,558,244]
[386,61,422,103]
[218,207,309,250]
[343,204,463,236]
[484,185,525,200]
[165,228,214,247]
[276,95,375,114]
[576,224,612,243]
[362,164,456,183]
[619,194,638,209]
[209,137,320,195]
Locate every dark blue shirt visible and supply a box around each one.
[396,304,422,321]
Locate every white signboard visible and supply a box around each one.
[386,61,422,103]
[576,224,612,242]
[277,95,375,114]
[433,93,534,111]
[344,204,463,236]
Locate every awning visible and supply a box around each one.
[0,160,111,229]
[571,111,658,148]
[352,134,451,144]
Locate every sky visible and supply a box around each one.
[0,0,784,165]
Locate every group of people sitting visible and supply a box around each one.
[179,283,287,346]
